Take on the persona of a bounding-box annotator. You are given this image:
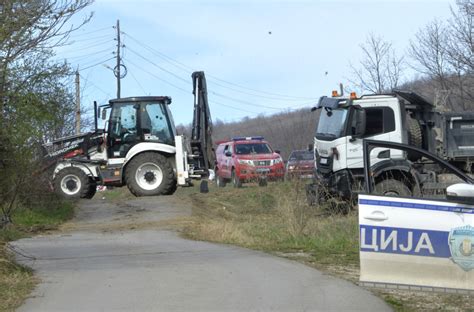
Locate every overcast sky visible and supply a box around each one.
[56,0,454,125]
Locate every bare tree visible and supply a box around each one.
[349,33,404,94]
[409,20,452,92]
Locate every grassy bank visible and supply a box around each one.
[0,199,74,312]
[181,181,359,274]
[179,181,473,311]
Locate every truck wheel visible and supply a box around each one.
[85,178,97,199]
[216,172,226,187]
[407,117,423,161]
[231,169,242,188]
[54,167,91,199]
[125,152,175,196]
[375,179,412,197]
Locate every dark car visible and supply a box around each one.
[286,150,315,179]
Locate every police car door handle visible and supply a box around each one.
[363,211,388,221]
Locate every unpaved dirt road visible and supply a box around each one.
[11,193,390,312]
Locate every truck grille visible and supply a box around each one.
[253,160,271,166]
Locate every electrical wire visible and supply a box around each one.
[210,91,282,110]
[80,57,115,71]
[62,48,113,62]
[126,46,191,85]
[211,100,261,114]
[122,31,317,101]
[128,67,147,95]
[79,73,112,97]
[121,32,314,114]
[126,59,191,94]
[60,39,115,55]
[70,26,113,38]
[69,34,112,43]
[124,44,294,110]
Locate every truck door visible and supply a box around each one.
[346,106,402,168]
[222,144,232,178]
[108,103,139,158]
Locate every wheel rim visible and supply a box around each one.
[61,174,81,195]
[384,190,399,196]
[135,162,163,191]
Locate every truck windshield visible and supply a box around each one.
[316,109,348,140]
[235,143,272,155]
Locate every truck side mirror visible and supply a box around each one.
[225,151,232,157]
[352,108,366,139]
[446,183,474,205]
[101,108,107,120]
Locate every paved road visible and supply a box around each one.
[12,194,391,312]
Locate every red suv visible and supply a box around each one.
[215,137,285,187]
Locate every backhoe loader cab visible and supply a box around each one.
[104,96,175,158]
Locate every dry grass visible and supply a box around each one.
[180,181,474,312]
[0,247,37,312]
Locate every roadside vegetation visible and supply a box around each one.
[0,197,74,312]
[180,181,473,312]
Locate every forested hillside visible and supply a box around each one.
[213,109,317,159]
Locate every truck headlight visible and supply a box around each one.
[238,159,254,166]
[273,157,283,165]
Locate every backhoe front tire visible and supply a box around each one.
[54,167,91,199]
[125,152,175,197]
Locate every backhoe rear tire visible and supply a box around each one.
[54,167,91,199]
[125,152,175,197]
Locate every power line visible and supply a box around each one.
[121,32,313,114]
[126,59,191,94]
[128,67,147,95]
[69,34,112,44]
[60,39,115,55]
[62,48,112,61]
[206,74,317,101]
[121,31,317,101]
[211,100,260,114]
[125,46,191,85]
[124,43,293,110]
[210,91,282,110]
[80,57,115,71]
[79,73,112,97]
[69,26,113,38]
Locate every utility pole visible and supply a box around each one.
[116,19,121,99]
[75,70,81,135]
